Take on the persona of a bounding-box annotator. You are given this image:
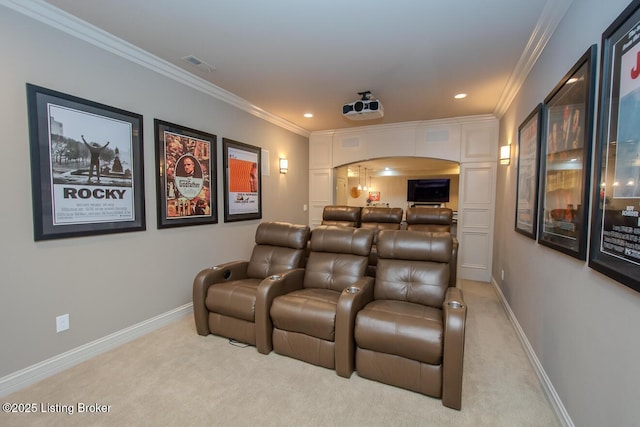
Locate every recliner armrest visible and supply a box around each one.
[442,286,467,410]
[192,260,249,336]
[335,276,375,378]
[255,268,306,354]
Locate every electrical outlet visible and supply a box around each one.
[303,204,308,212]
[56,314,69,333]
[501,269,505,281]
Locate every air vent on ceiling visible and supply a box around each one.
[181,55,215,72]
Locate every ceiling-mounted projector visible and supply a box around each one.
[343,91,384,120]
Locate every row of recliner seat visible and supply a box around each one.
[321,205,458,286]
[193,220,467,410]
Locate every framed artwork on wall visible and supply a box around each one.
[154,119,217,228]
[515,103,542,239]
[538,45,597,260]
[26,83,145,241]
[222,138,262,222]
[590,0,640,293]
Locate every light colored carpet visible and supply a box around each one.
[0,280,559,426]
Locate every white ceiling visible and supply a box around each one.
[38,0,569,135]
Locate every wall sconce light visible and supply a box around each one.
[500,145,511,165]
[279,158,288,174]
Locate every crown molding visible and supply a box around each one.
[313,114,498,137]
[493,0,574,118]
[0,0,311,137]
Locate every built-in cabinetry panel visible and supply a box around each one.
[458,162,496,282]
[309,169,333,228]
[460,121,498,163]
[332,124,417,167]
[309,131,334,228]
[309,131,333,169]
[415,123,461,162]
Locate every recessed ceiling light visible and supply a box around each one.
[303,113,313,118]
[454,93,467,99]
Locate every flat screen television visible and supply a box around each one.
[407,178,450,203]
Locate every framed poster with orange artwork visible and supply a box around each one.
[223,138,262,222]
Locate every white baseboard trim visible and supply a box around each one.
[0,303,192,398]
[490,279,574,427]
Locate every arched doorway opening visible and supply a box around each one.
[333,156,460,229]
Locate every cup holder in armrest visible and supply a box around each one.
[448,301,464,309]
[269,275,282,280]
[345,286,360,294]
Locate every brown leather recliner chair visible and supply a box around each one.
[359,206,403,277]
[405,207,458,287]
[268,226,374,377]
[321,205,362,227]
[192,222,310,348]
[354,230,467,410]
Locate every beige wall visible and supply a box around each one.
[0,7,308,377]
[494,0,640,425]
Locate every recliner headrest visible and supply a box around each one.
[321,205,362,227]
[406,207,452,226]
[310,226,373,256]
[377,230,451,263]
[361,207,403,224]
[255,222,310,249]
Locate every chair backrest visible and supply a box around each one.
[360,207,403,243]
[304,226,373,292]
[405,207,452,232]
[246,222,311,279]
[374,229,452,307]
[321,205,362,227]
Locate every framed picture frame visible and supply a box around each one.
[537,45,597,260]
[26,84,145,241]
[589,0,640,293]
[154,119,217,228]
[515,103,542,239]
[222,138,262,222]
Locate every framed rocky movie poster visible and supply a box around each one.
[27,84,145,241]
[154,119,217,228]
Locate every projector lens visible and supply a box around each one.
[354,101,364,112]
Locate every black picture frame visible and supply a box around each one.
[27,84,145,241]
[538,45,597,260]
[222,138,262,222]
[515,103,542,239]
[154,119,217,228]
[590,1,640,293]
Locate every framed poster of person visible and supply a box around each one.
[590,0,640,293]
[26,84,145,241]
[537,45,596,260]
[222,138,262,222]
[154,119,217,228]
[515,103,542,239]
